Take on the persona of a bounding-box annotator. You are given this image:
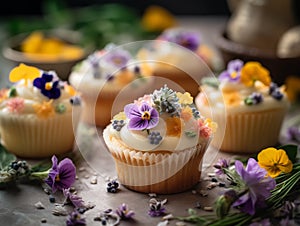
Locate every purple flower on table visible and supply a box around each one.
[115,203,135,220]
[232,158,276,215]
[219,59,244,82]
[286,126,300,142]
[148,198,167,217]
[214,158,230,176]
[124,103,159,130]
[66,210,86,226]
[63,188,85,208]
[45,155,76,193]
[33,72,61,99]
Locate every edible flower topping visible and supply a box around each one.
[45,155,76,193]
[6,97,25,113]
[257,147,293,178]
[244,92,263,105]
[9,63,40,84]
[124,103,159,131]
[148,131,163,145]
[219,59,243,82]
[33,100,55,118]
[158,30,200,51]
[0,89,8,103]
[232,158,276,215]
[152,85,180,116]
[33,71,61,99]
[177,92,193,105]
[240,62,271,87]
[104,48,131,68]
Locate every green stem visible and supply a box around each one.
[29,169,50,180]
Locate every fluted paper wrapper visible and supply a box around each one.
[0,109,81,158]
[103,127,210,194]
[213,108,287,153]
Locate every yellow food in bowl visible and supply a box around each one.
[20,31,84,62]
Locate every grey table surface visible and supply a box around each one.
[0,15,298,226]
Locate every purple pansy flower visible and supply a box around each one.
[219,59,244,82]
[33,72,61,99]
[148,198,167,217]
[249,218,271,226]
[104,49,131,69]
[66,210,86,226]
[45,155,76,193]
[159,30,200,51]
[115,203,135,220]
[63,188,85,208]
[286,126,300,142]
[232,158,276,215]
[124,103,159,130]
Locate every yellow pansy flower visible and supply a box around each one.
[33,100,55,119]
[240,62,271,87]
[177,92,193,105]
[258,147,293,178]
[9,63,40,84]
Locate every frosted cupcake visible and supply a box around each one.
[136,28,216,97]
[103,85,216,194]
[0,63,82,158]
[195,59,290,153]
[69,43,153,127]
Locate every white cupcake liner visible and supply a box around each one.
[213,108,288,153]
[0,108,81,158]
[103,126,210,194]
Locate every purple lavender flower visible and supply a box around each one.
[232,158,276,215]
[66,210,86,226]
[115,203,135,220]
[214,158,230,176]
[45,155,76,193]
[104,49,131,68]
[63,188,85,208]
[219,59,244,82]
[33,72,61,99]
[124,103,159,130]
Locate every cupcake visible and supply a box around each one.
[0,63,82,158]
[195,59,290,153]
[69,43,153,127]
[136,28,217,97]
[103,85,216,194]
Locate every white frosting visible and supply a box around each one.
[0,77,77,115]
[196,81,290,115]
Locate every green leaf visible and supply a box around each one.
[277,144,298,163]
[0,144,16,170]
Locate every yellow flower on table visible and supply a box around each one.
[257,147,293,178]
[240,62,271,87]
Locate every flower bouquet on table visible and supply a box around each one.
[177,144,300,225]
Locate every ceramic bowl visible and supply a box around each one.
[2,29,91,81]
[216,31,300,85]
